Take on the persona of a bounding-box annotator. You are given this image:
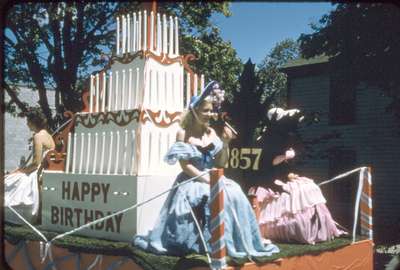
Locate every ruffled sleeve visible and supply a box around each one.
[164,141,203,165]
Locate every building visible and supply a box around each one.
[281,56,400,244]
[4,87,55,172]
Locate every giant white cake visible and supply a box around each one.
[41,7,207,242]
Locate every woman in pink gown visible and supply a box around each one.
[249,108,345,244]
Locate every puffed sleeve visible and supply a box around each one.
[164,141,202,165]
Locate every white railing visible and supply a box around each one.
[116,12,179,57]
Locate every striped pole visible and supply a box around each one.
[210,168,226,270]
[360,167,373,240]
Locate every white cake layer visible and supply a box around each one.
[67,110,181,176]
[89,57,185,113]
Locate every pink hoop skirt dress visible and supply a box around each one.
[249,176,345,244]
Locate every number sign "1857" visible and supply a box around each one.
[224,148,263,171]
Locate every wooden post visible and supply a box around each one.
[210,168,227,269]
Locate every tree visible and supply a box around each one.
[257,38,300,107]
[5,2,118,128]
[299,3,400,121]
[4,2,242,129]
[227,59,265,145]
[226,39,300,144]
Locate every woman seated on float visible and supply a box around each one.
[134,81,279,258]
[249,107,345,244]
[4,110,55,224]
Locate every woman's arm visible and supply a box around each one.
[272,148,295,166]
[20,134,43,174]
[176,128,210,183]
[214,126,233,168]
[179,160,210,183]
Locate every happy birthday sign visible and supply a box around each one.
[41,172,137,242]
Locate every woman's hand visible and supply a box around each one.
[285,148,295,160]
[221,126,236,144]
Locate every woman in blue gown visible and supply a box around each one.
[133,82,279,259]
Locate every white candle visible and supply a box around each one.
[127,14,131,53]
[101,72,106,112]
[150,11,154,51]
[201,74,205,93]
[107,131,113,175]
[122,69,126,110]
[85,133,91,174]
[79,132,85,174]
[114,131,120,175]
[65,132,72,173]
[115,70,119,110]
[90,75,94,113]
[100,131,106,174]
[108,71,113,111]
[194,74,198,96]
[186,73,191,108]
[174,17,179,55]
[92,132,98,174]
[122,15,126,54]
[128,68,133,109]
[72,133,77,173]
[130,129,136,175]
[138,12,142,51]
[135,68,140,108]
[169,16,173,56]
[143,10,147,51]
[157,13,161,54]
[122,129,128,174]
[95,73,100,112]
[162,14,167,54]
[116,16,120,55]
[133,12,137,52]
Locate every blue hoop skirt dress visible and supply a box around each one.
[133,138,279,258]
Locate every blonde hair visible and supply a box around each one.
[180,99,212,131]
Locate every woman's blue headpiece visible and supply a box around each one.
[189,81,220,110]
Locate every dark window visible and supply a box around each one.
[329,73,356,125]
[323,147,357,231]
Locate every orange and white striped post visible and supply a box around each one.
[360,167,373,240]
[210,168,226,269]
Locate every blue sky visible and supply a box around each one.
[212,2,336,65]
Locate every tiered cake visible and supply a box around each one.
[42,6,206,242]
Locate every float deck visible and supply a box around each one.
[5,225,373,270]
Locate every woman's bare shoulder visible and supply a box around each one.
[176,128,186,142]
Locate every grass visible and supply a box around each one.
[5,224,359,270]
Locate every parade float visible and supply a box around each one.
[4,3,374,270]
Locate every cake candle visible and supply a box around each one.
[79,132,85,174]
[128,68,133,109]
[65,132,72,173]
[107,131,113,175]
[114,131,120,175]
[92,132,98,174]
[100,131,106,174]
[85,132,91,174]
[72,133,77,173]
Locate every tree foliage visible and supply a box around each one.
[226,39,300,145]
[257,38,299,107]
[5,2,117,128]
[4,2,241,129]
[299,3,400,120]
